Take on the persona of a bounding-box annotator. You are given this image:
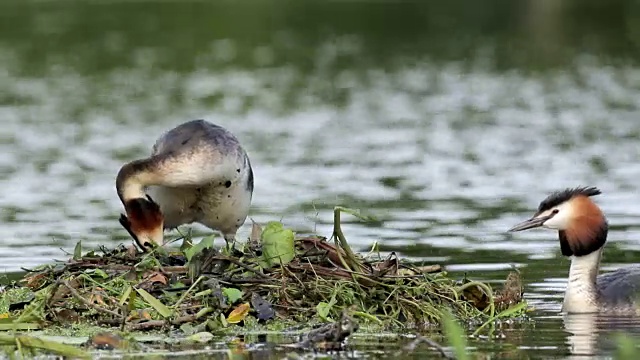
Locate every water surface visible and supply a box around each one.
[2,0,640,357]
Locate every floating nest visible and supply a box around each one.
[1,207,525,336]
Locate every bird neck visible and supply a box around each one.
[116,158,161,202]
[563,247,603,313]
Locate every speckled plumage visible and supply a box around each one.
[116,119,253,247]
[148,119,253,238]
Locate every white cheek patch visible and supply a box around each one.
[542,203,572,230]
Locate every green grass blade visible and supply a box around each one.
[135,288,173,318]
[119,285,132,306]
[0,322,40,331]
[442,311,469,360]
[0,334,91,359]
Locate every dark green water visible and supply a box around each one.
[3,0,640,357]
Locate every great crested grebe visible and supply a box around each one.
[116,119,254,251]
[509,186,640,314]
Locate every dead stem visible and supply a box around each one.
[331,207,362,272]
[214,256,271,279]
[61,280,122,319]
[126,309,213,331]
[401,335,454,359]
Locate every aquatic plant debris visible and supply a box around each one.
[0,207,526,357]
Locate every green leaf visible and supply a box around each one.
[185,235,216,262]
[11,334,91,359]
[615,333,638,360]
[84,268,108,279]
[316,302,332,322]
[495,301,528,319]
[219,312,228,327]
[73,241,82,260]
[135,288,173,318]
[128,287,137,313]
[259,222,295,268]
[222,288,244,304]
[180,228,194,253]
[187,332,214,343]
[153,245,168,257]
[316,293,337,322]
[119,285,132,306]
[442,310,469,360]
[15,288,47,323]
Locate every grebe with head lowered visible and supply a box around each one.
[509,186,640,314]
[116,119,253,251]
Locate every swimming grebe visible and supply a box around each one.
[115,119,254,251]
[509,186,640,314]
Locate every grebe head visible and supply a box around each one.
[116,160,166,250]
[118,195,164,250]
[508,186,608,257]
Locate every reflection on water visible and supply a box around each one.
[563,314,640,359]
[2,0,640,357]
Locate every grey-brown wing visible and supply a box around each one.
[152,119,243,157]
[597,266,640,305]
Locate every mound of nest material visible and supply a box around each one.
[1,207,525,334]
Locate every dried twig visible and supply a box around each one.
[214,256,271,279]
[125,311,211,331]
[62,281,122,319]
[401,335,454,359]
